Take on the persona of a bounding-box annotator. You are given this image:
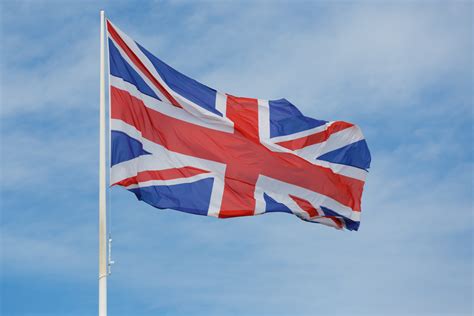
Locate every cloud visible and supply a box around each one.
[1,29,98,117]
[141,2,472,119]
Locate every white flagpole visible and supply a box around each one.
[99,9,108,316]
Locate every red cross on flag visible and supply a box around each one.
[107,19,371,231]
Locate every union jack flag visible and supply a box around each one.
[107,20,371,231]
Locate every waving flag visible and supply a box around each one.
[107,20,371,230]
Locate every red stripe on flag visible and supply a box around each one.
[290,195,345,229]
[107,21,181,108]
[226,95,260,142]
[276,121,354,151]
[327,217,344,229]
[218,96,260,218]
[218,176,257,218]
[113,166,209,187]
[289,195,320,217]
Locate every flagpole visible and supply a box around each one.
[99,9,108,316]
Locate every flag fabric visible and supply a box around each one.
[107,19,371,230]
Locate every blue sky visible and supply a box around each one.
[1,1,472,315]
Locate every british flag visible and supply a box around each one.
[107,20,371,231]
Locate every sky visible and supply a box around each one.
[0,1,473,315]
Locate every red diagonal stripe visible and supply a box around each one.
[290,196,345,229]
[326,217,344,229]
[276,121,354,151]
[113,166,209,187]
[107,21,181,108]
[289,195,320,217]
